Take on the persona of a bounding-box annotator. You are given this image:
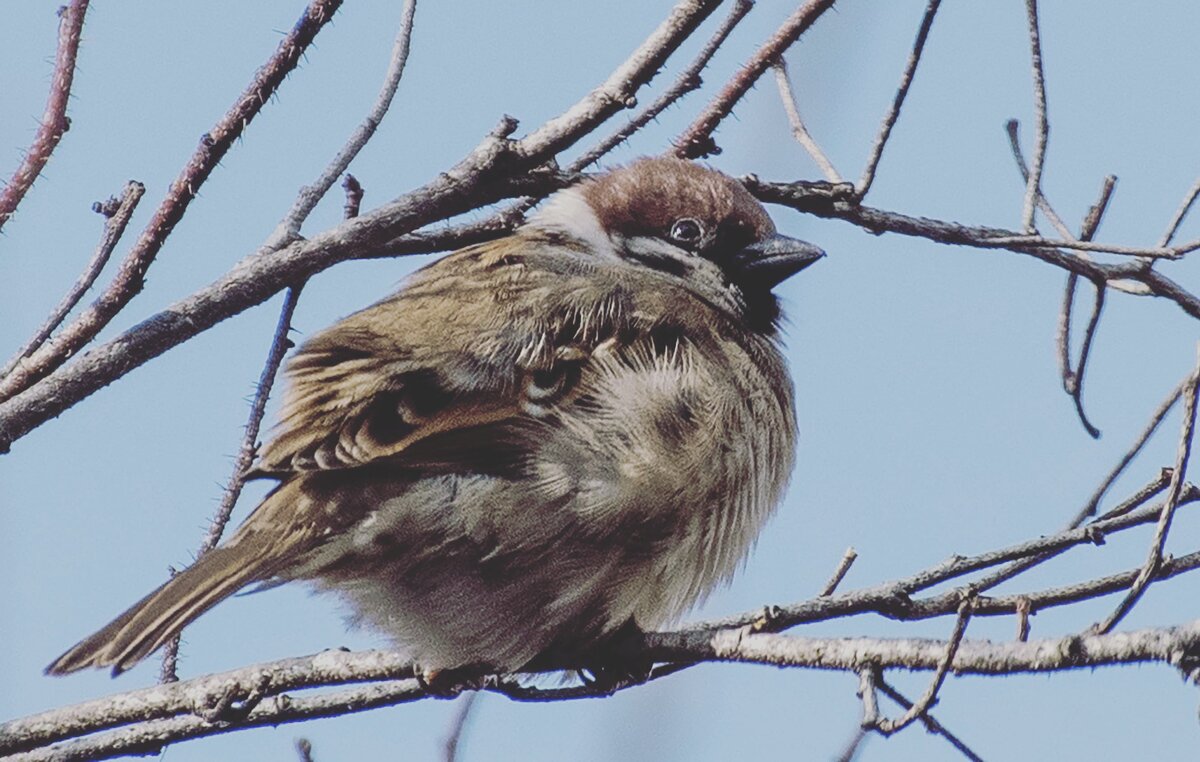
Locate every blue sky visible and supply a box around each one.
[3,2,1200,759]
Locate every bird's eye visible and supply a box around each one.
[669,218,704,247]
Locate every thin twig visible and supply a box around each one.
[0,0,343,404]
[675,0,838,158]
[840,668,880,762]
[772,58,843,183]
[0,182,144,381]
[835,726,870,762]
[443,692,479,762]
[1054,176,1116,410]
[1056,272,1078,390]
[819,547,859,596]
[687,478,1199,633]
[1094,345,1200,634]
[575,0,754,171]
[967,471,1174,597]
[1021,0,1049,233]
[158,284,304,681]
[1067,280,1104,439]
[856,0,942,197]
[875,597,973,734]
[163,15,415,687]
[875,679,986,762]
[963,235,1175,258]
[1081,175,1118,241]
[1159,176,1200,248]
[0,0,89,234]
[266,0,418,248]
[502,0,753,220]
[1073,381,1186,525]
[1006,119,1071,239]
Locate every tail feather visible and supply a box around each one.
[47,535,279,676]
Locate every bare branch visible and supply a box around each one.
[1094,346,1200,634]
[1073,383,1186,525]
[690,483,1200,633]
[0,181,144,380]
[675,0,838,158]
[267,0,419,248]
[835,725,870,762]
[575,0,754,171]
[968,470,1173,598]
[856,0,942,197]
[517,0,724,161]
[1020,0,1049,233]
[442,693,479,762]
[874,597,972,734]
[1056,272,1079,388]
[1081,175,1118,241]
[0,0,345,404]
[819,547,859,597]
[1006,118,1072,239]
[11,619,1200,758]
[1055,176,1116,403]
[875,679,985,762]
[0,0,89,234]
[772,58,843,183]
[745,180,1200,319]
[0,0,718,453]
[159,285,304,680]
[1009,119,1116,436]
[1067,280,1104,439]
[1159,176,1200,248]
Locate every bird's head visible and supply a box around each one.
[528,157,824,332]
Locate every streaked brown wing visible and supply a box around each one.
[250,238,615,477]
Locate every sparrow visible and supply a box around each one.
[47,157,823,678]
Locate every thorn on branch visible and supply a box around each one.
[342,173,363,219]
[1015,597,1032,642]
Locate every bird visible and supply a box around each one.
[47,157,823,680]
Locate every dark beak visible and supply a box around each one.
[730,234,825,289]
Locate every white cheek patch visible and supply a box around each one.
[528,188,618,259]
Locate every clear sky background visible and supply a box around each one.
[3,2,1200,760]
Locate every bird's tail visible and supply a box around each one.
[46,534,281,676]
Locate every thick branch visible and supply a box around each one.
[9,620,1200,759]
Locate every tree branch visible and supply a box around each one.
[0,0,89,234]
[675,0,838,158]
[0,0,345,403]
